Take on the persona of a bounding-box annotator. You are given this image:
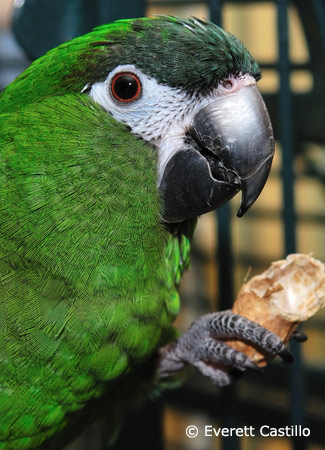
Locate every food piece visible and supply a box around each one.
[227,254,325,367]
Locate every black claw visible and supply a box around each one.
[243,359,265,374]
[292,330,308,342]
[229,368,244,381]
[279,348,295,363]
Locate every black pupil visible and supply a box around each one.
[114,74,138,100]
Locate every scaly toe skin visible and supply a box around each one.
[158,310,292,386]
[207,311,288,358]
[200,338,258,373]
[193,361,234,386]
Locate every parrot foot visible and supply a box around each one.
[158,310,293,386]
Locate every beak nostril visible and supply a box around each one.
[221,79,234,90]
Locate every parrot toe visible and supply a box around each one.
[158,310,293,386]
[278,348,295,363]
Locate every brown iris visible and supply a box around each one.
[111,72,142,102]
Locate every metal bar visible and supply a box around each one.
[149,0,205,4]
[209,4,240,450]
[259,62,312,70]
[277,1,297,253]
[148,0,295,4]
[217,204,235,310]
[209,0,223,25]
[276,2,306,450]
[210,0,234,310]
[216,203,239,450]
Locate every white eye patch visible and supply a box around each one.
[88,64,195,142]
[87,65,200,180]
[87,65,253,183]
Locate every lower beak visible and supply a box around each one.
[160,85,275,223]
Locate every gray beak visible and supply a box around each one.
[160,85,275,223]
[192,85,274,217]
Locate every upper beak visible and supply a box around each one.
[160,85,275,223]
[191,85,275,217]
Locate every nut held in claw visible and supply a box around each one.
[226,254,325,367]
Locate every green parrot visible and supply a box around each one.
[0,16,294,449]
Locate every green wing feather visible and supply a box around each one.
[0,16,217,448]
[0,92,191,448]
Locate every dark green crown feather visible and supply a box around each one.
[99,16,261,91]
[1,16,260,112]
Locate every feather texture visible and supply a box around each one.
[0,15,257,448]
[0,93,191,448]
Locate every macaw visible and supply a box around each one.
[0,16,293,449]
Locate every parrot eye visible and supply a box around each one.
[111,72,142,103]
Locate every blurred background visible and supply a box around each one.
[0,1,324,449]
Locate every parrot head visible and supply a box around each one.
[5,16,274,223]
[86,16,274,222]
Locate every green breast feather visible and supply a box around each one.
[0,91,190,448]
[0,15,269,449]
